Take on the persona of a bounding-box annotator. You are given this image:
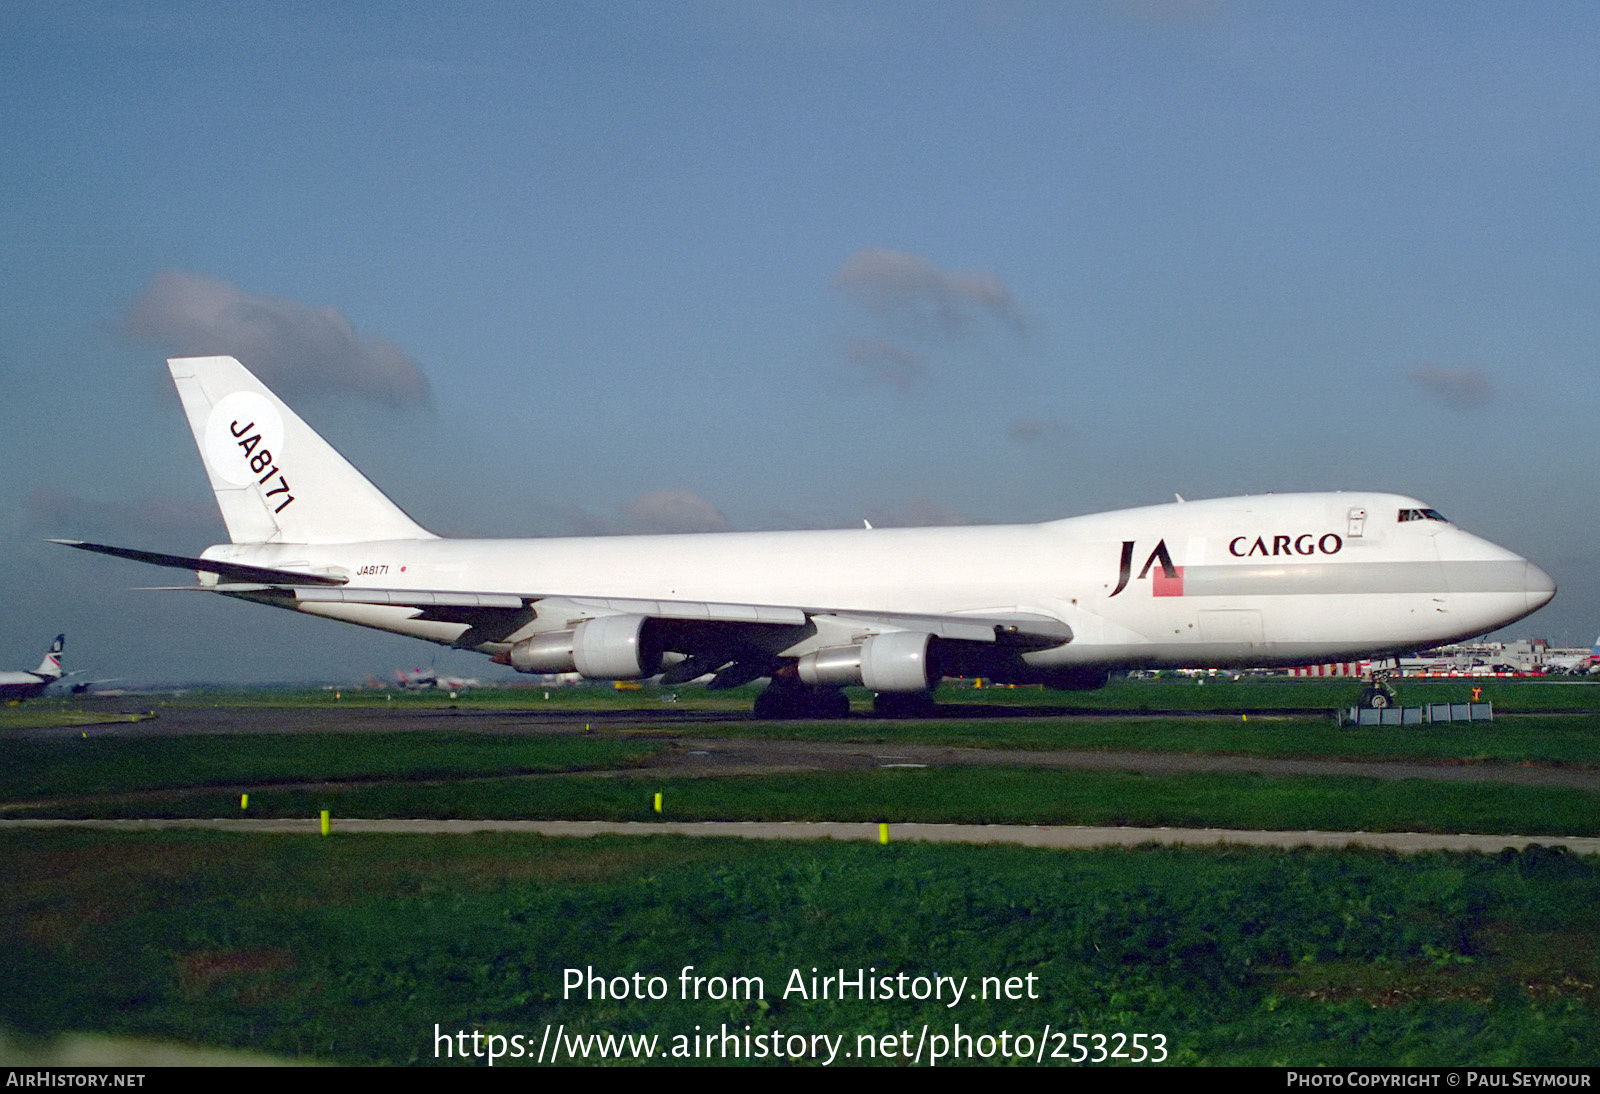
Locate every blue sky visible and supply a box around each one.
[2,1,1596,683]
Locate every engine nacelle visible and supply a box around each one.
[506,630,577,673]
[796,631,936,693]
[573,613,661,679]
[506,614,662,679]
[860,630,935,692]
[796,644,862,688]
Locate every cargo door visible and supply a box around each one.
[1198,609,1264,648]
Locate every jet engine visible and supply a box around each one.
[505,614,662,679]
[796,630,936,693]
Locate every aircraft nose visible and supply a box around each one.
[1525,561,1557,613]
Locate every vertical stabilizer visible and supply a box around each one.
[34,635,64,680]
[168,356,435,545]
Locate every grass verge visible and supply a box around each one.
[11,767,1598,837]
[0,733,662,805]
[658,713,1600,767]
[1,830,1594,1065]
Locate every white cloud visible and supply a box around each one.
[846,338,927,390]
[119,271,432,407]
[832,248,1024,336]
[25,486,222,542]
[1408,365,1494,411]
[623,490,730,534]
[547,491,730,536]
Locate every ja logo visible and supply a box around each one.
[1109,539,1178,598]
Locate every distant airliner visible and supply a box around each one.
[1541,636,1600,674]
[395,667,480,691]
[0,634,65,701]
[57,356,1556,716]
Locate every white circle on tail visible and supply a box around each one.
[205,392,286,487]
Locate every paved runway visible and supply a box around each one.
[9,704,1597,852]
[5,817,1597,856]
[652,735,1600,789]
[19,702,1600,790]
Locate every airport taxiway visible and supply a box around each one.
[5,817,1598,857]
[8,703,1597,855]
[15,701,1600,791]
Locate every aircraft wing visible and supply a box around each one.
[55,537,1074,685]
[231,583,1073,648]
[51,540,349,587]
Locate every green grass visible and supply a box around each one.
[664,713,1600,767]
[52,683,757,712]
[5,706,1597,833]
[945,675,1600,713]
[2,830,1595,1065]
[6,684,1597,1066]
[18,674,1595,717]
[0,708,157,730]
[15,767,1599,837]
[0,733,662,805]
[9,710,1600,803]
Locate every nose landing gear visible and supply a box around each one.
[1358,675,1398,710]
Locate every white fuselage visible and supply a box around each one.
[0,672,54,700]
[200,491,1553,671]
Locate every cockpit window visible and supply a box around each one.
[1398,508,1448,523]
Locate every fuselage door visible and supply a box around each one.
[1198,609,1264,649]
[1347,507,1368,538]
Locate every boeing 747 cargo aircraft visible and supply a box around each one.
[57,357,1555,716]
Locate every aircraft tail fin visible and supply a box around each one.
[167,356,435,545]
[34,635,64,680]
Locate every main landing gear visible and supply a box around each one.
[871,690,938,718]
[749,681,941,719]
[752,682,851,719]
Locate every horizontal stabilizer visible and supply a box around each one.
[275,585,522,608]
[50,539,348,587]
